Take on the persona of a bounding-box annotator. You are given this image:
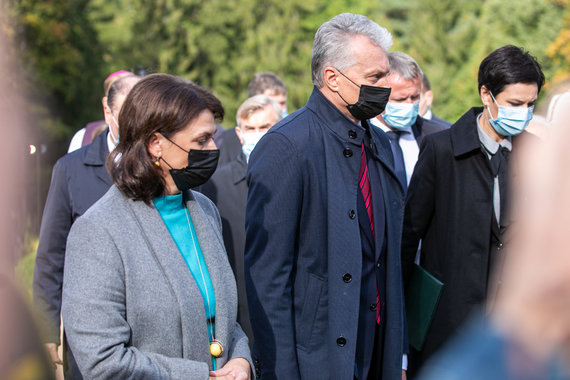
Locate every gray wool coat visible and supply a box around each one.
[62,186,252,379]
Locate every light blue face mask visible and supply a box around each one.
[382,101,419,130]
[241,131,265,162]
[282,109,289,118]
[487,92,534,136]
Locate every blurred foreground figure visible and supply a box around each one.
[418,83,570,380]
[0,277,53,380]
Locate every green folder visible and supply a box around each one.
[405,264,444,351]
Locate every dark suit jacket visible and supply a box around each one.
[200,152,253,345]
[412,117,448,146]
[245,88,406,380]
[218,127,243,166]
[402,107,517,364]
[33,130,112,343]
[430,114,452,129]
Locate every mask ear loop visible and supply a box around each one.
[335,69,361,106]
[109,114,120,145]
[486,90,499,121]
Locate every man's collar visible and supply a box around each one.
[369,116,413,134]
[306,87,367,143]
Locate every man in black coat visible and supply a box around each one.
[201,94,282,346]
[401,45,545,373]
[33,74,140,379]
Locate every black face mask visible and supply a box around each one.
[337,71,391,121]
[160,137,219,191]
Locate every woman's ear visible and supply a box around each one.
[147,132,162,159]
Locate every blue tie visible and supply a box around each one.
[385,130,407,189]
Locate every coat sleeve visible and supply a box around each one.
[228,322,255,376]
[401,135,437,285]
[244,132,303,380]
[62,216,211,380]
[33,159,72,343]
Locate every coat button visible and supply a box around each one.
[348,130,357,139]
[348,210,355,219]
[377,260,381,268]
[336,337,346,347]
[369,303,377,311]
[343,148,353,158]
[343,273,352,283]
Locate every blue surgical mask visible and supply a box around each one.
[241,131,266,162]
[487,92,534,136]
[282,109,289,118]
[382,101,419,130]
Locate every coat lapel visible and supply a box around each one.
[185,191,237,363]
[83,129,112,187]
[367,122,405,195]
[125,196,212,366]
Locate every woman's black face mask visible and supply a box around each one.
[160,136,219,191]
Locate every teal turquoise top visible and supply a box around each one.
[153,193,217,368]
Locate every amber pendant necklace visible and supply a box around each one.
[185,208,223,358]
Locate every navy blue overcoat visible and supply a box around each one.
[245,88,406,380]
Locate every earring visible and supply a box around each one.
[154,156,161,167]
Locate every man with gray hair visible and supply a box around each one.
[245,13,407,380]
[200,94,282,348]
[370,52,447,190]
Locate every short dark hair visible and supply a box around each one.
[478,45,545,96]
[247,72,287,97]
[107,73,224,203]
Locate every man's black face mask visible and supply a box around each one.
[337,70,391,121]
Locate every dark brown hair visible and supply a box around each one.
[106,73,224,203]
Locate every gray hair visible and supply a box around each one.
[311,13,393,87]
[236,94,283,126]
[387,52,423,81]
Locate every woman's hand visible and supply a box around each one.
[45,343,63,369]
[209,358,250,380]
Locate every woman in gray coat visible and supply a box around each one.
[62,74,252,379]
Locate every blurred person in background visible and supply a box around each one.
[369,52,447,190]
[417,82,570,380]
[418,73,451,129]
[401,45,545,375]
[33,74,140,379]
[68,70,133,153]
[201,94,282,346]
[62,74,252,379]
[217,72,288,166]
